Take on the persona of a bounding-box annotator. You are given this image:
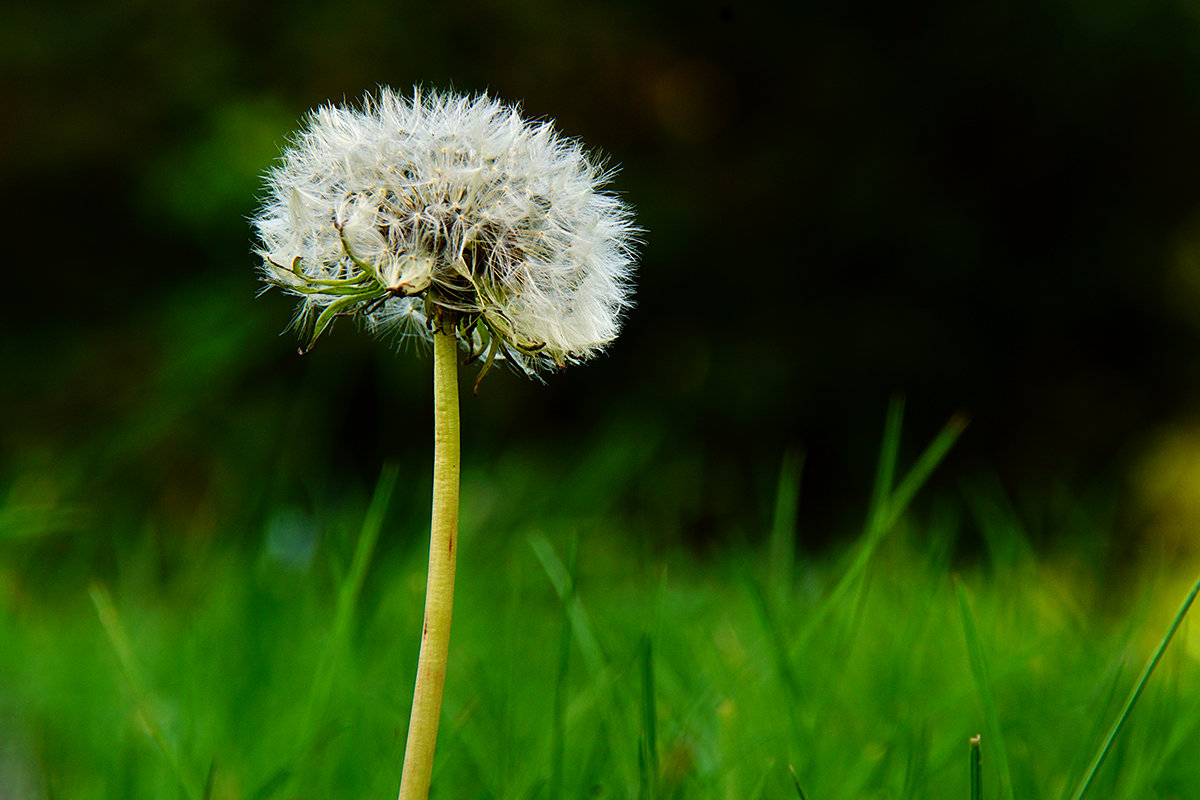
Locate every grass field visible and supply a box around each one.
[2,406,1199,799]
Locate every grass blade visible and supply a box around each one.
[796,409,967,650]
[788,765,809,800]
[311,463,396,715]
[842,410,966,601]
[955,579,1015,800]
[329,464,398,658]
[530,534,637,793]
[769,449,804,610]
[867,396,905,533]
[548,535,577,800]
[288,464,397,791]
[91,584,203,800]
[970,735,982,800]
[878,411,968,535]
[1067,575,1200,800]
[639,636,659,799]
[744,573,800,709]
[530,535,606,679]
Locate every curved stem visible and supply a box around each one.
[398,328,461,800]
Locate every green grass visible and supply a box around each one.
[2,412,1199,799]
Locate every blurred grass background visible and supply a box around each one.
[5,431,1200,798]
[6,0,1200,796]
[8,0,1200,548]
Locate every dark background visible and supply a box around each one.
[6,0,1200,555]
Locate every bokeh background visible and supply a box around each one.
[7,0,1200,561]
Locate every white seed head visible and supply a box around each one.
[252,87,638,375]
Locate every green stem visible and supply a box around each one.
[398,327,461,800]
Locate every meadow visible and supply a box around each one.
[3,399,1197,800]
[9,0,1200,797]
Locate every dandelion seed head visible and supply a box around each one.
[252,87,638,374]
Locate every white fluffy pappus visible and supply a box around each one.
[252,87,638,375]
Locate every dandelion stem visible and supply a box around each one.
[398,325,461,800]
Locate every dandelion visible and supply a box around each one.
[253,87,637,377]
[251,87,638,800]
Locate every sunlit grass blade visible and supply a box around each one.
[1146,668,1200,781]
[769,448,804,610]
[90,583,203,800]
[955,579,1015,800]
[970,735,982,800]
[796,408,967,649]
[878,411,968,535]
[1067,575,1200,800]
[866,395,905,533]
[844,409,966,593]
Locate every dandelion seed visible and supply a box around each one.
[252,87,638,373]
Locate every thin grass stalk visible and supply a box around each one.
[796,410,966,650]
[955,579,1015,800]
[90,584,202,800]
[788,765,809,800]
[970,735,982,800]
[548,535,577,799]
[532,534,639,791]
[639,636,659,799]
[866,396,905,532]
[398,327,461,800]
[287,465,397,795]
[769,449,804,610]
[1067,575,1200,800]
[744,574,801,714]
